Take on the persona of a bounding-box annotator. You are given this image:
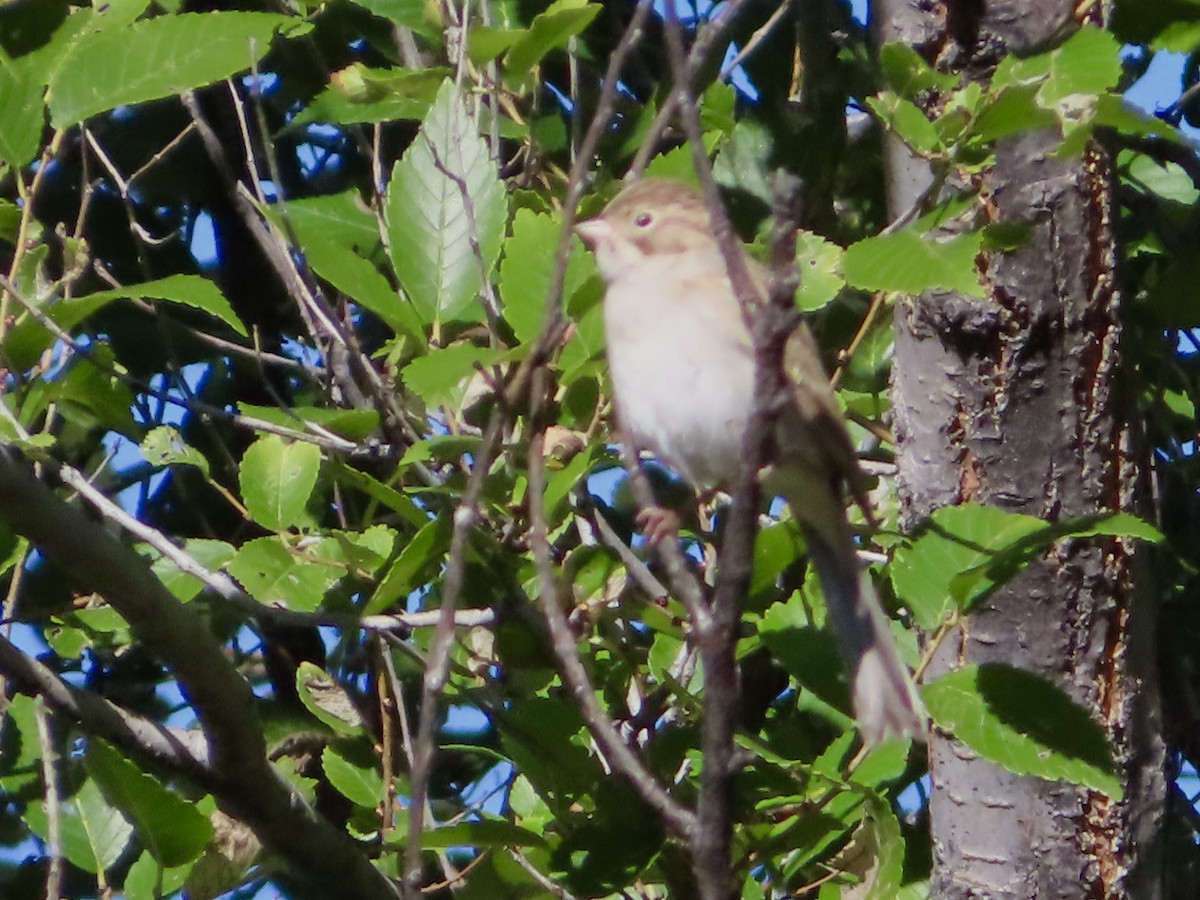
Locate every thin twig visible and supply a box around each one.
[527,389,697,840]
[50,454,492,634]
[660,4,803,895]
[508,849,580,900]
[497,0,657,414]
[586,504,669,603]
[403,410,507,896]
[630,0,761,176]
[35,701,64,900]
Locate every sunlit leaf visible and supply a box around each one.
[843,229,984,297]
[387,79,507,326]
[239,434,322,532]
[50,12,290,124]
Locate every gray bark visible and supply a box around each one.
[875,1,1167,896]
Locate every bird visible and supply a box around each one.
[575,177,927,744]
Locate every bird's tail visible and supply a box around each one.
[775,466,926,744]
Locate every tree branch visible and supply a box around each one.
[0,450,399,898]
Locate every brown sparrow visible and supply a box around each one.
[576,178,926,744]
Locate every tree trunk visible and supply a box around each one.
[875,1,1167,896]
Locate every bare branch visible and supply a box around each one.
[0,450,400,898]
[35,701,64,900]
[0,632,213,776]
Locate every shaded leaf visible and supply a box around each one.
[84,740,212,867]
[923,664,1121,798]
[364,516,449,615]
[296,662,365,735]
[421,818,549,850]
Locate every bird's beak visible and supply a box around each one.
[574,218,611,250]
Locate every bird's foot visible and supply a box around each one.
[636,506,681,545]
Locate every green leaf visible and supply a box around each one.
[84,739,213,867]
[843,229,984,298]
[331,462,428,526]
[712,118,774,205]
[1145,253,1200,327]
[239,434,322,531]
[863,797,904,900]
[364,516,449,615]
[980,221,1033,252]
[56,354,139,438]
[499,208,593,343]
[1125,152,1199,205]
[0,695,42,786]
[122,852,190,900]
[923,664,1121,798]
[421,818,549,850]
[401,342,507,408]
[397,434,484,467]
[878,42,958,96]
[283,190,380,252]
[867,92,941,155]
[322,745,383,807]
[468,26,522,64]
[504,0,601,89]
[1147,20,1200,53]
[77,274,246,336]
[1113,0,1200,48]
[1060,511,1163,543]
[891,504,1045,629]
[1037,26,1121,107]
[228,536,342,612]
[1091,93,1184,144]
[347,0,431,31]
[542,443,593,519]
[0,54,47,168]
[296,662,365,735]
[794,230,844,311]
[298,235,424,339]
[74,778,135,874]
[895,504,1161,630]
[50,12,291,125]
[292,65,448,127]
[141,425,210,476]
[971,84,1057,144]
[312,525,396,575]
[22,797,90,875]
[151,538,235,603]
[387,79,507,326]
[758,590,852,715]
[239,403,381,442]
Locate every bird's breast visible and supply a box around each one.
[602,263,755,487]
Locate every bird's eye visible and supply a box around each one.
[634,212,654,228]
